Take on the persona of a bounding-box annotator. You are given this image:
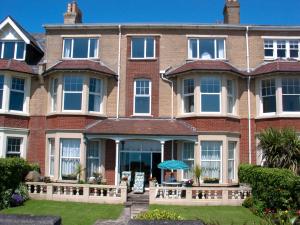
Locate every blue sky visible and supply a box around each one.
[1,0,300,33]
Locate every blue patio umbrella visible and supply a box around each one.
[158,160,189,170]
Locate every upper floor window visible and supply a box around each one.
[264,40,299,59]
[227,80,235,114]
[63,38,99,59]
[50,78,58,112]
[282,78,300,112]
[89,78,102,112]
[0,41,25,60]
[63,75,83,111]
[0,75,4,109]
[9,77,25,111]
[6,137,22,158]
[183,79,194,113]
[201,77,221,113]
[131,37,155,59]
[261,79,276,114]
[188,38,225,60]
[134,79,151,115]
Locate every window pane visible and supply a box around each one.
[135,96,150,113]
[184,96,194,113]
[87,141,100,178]
[217,39,225,59]
[189,39,198,58]
[132,38,144,58]
[64,76,83,92]
[261,79,276,113]
[277,41,286,58]
[201,141,221,179]
[89,39,98,58]
[16,42,25,59]
[227,80,235,114]
[0,75,3,109]
[89,78,101,93]
[263,96,276,113]
[146,37,154,58]
[9,91,24,111]
[51,78,58,112]
[63,39,72,58]
[201,95,220,112]
[64,93,82,110]
[199,39,215,59]
[89,94,101,112]
[6,137,22,158]
[184,79,194,94]
[3,42,15,59]
[73,38,89,58]
[61,139,80,179]
[49,139,55,176]
[283,95,300,112]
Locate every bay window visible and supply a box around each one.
[183,79,194,113]
[264,40,300,59]
[6,137,22,158]
[227,80,235,114]
[261,79,276,114]
[51,78,58,112]
[60,139,80,180]
[9,77,25,111]
[0,41,26,60]
[201,77,221,112]
[63,38,99,59]
[182,142,194,180]
[282,78,300,112]
[86,141,101,178]
[228,141,236,181]
[63,75,83,111]
[89,78,102,112]
[131,37,155,59]
[0,75,3,109]
[188,38,225,60]
[201,141,222,180]
[48,138,55,176]
[134,79,151,115]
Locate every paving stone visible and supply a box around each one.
[0,214,61,225]
[128,220,204,225]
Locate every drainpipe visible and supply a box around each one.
[116,25,122,119]
[245,26,252,164]
[160,69,174,120]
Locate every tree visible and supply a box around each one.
[258,127,300,175]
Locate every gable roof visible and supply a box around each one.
[166,60,245,77]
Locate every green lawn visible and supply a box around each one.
[150,205,263,225]
[0,200,123,225]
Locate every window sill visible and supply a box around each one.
[186,58,227,62]
[61,57,100,61]
[264,57,300,61]
[46,112,107,118]
[131,114,153,118]
[129,58,158,62]
[0,111,29,117]
[256,113,300,119]
[176,114,240,119]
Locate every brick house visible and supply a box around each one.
[1,0,300,186]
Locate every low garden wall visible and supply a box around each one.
[26,182,127,204]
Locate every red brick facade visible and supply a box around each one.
[46,115,101,130]
[0,115,29,128]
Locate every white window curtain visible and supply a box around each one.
[63,39,72,58]
[87,141,100,178]
[201,141,222,179]
[60,139,80,179]
[228,141,236,181]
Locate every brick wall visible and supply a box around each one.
[105,139,116,185]
[0,115,29,128]
[46,115,100,130]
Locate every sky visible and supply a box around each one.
[0,0,300,33]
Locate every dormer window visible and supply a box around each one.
[63,38,99,59]
[188,38,225,60]
[0,41,26,60]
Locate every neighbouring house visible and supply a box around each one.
[1,0,300,186]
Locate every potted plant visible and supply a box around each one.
[203,177,220,184]
[193,164,202,186]
[75,164,85,183]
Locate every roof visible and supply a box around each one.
[85,118,197,136]
[0,59,34,74]
[166,60,244,77]
[44,60,117,77]
[252,61,300,76]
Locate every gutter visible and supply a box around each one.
[116,25,122,119]
[245,26,252,164]
[160,68,174,120]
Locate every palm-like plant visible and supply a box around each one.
[258,128,300,175]
[193,164,202,186]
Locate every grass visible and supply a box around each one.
[0,200,123,225]
[150,205,264,225]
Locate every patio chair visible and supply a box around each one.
[132,172,145,194]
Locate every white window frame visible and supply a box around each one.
[62,75,83,112]
[86,141,101,178]
[200,77,222,114]
[133,79,152,116]
[59,138,81,180]
[88,77,103,113]
[48,138,55,177]
[281,77,300,114]
[263,39,300,60]
[50,78,58,112]
[182,78,195,114]
[9,76,26,113]
[182,142,194,181]
[228,141,236,181]
[200,141,223,183]
[188,38,226,60]
[131,37,156,59]
[0,41,26,60]
[62,38,99,60]
[0,74,4,110]
[6,136,23,158]
[227,79,236,114]
[260,78,276,116]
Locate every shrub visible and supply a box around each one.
[239,164,300,211]
[242,196,254,208]
[135,209,183,220]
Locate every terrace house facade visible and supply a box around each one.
[1,0,300,186]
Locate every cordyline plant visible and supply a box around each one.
[258,128,300,175]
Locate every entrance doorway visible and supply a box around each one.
[119,140,161,186]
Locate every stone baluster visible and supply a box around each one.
[34,185,37,194]
[100,188,104,197]
[76,187,79,196]
[214,190,218,199]
[208,190,211,199]
[201,191,206,199]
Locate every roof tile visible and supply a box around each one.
[0,59,34,74]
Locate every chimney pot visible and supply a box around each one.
[223,0,240,24]
[64,1,82,24]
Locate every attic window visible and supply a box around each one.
[0,41,26,60]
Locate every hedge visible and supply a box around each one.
[239,164,300,210]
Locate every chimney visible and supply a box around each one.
[64,1,82,24]
[223,0,240,24]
